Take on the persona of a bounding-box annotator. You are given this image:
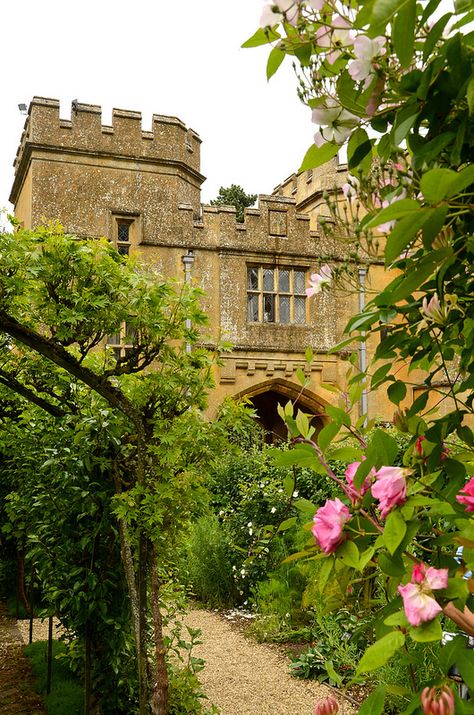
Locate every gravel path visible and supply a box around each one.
[11,608,355,715]
[0,604,45,715]
[185,609,355,715]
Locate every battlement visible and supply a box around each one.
[11,97,203,201]
[175,194,338,258]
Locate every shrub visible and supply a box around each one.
[184,514,240,608]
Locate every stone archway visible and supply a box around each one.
[234,378,329,443]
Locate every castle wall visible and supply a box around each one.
[9,97,403,426]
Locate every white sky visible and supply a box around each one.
[1,0,314,211]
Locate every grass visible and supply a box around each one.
[23,640,83,715]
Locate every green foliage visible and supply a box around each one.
[2,406,138,712]
[24,640,83,715]
[0,223,224,712]
[288,609,365,686]
[246,2,474,706]
[183,515,240,608]
[210,184,257,223]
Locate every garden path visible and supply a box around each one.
[1,603,355,715]
[0,603,45,715]
[184,608,356,715]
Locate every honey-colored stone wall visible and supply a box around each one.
[9,97,400,426]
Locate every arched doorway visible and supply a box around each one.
[234,379,328,443]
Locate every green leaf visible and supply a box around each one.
[384,610,409,627]
[336,70,374,115]
[371,362,394,389]
[422,13,451,61]
[378,551,405,577]
[357,685,386,715]
[384,209,443,264]
[365,199,421,228]
[468,76,474,115]
[266,46,286,80]
[387,380,407,405]
[325,660,343,686]
[359,546,376,571]
[277,516,297,532]
[337,540,360,569]
[318,421,341,451]
[366,429,399,466]
[392,102,419,145]
[299,142,340,171]
[331,447,361,466]
[295,409,310,437]
[393,0,416,67]
[273,443,324,471]
[410,618,442,642]
[388,249,450,303]
[444,164,474,199]
[348,128,373,173]
[241,27,280,48]
[325,404,351,427]
[293,498,317,514]
[283,474,294,498]
[457,651,474,690]
[356,631,406,674]
[370,0,406,27]
[384,510,407,554]
[318,557,334,593]
[420,168,458,203]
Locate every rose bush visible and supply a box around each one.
[246,0,474,711]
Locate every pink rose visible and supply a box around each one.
[421,686,455,715]
[371,465,408,518]
[345,459,374,504]
[398,563,448,627]
[312,498,351,554]
[456,476,474,512]
[314,696,339,715]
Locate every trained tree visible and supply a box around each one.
[0,222,219,714]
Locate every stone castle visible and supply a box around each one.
[10,97,394,436]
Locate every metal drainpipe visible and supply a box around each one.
[182,250,195,353]
[358,267,368,423]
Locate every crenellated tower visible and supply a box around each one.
[10,97,204,246]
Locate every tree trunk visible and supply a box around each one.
[148,546,169,715]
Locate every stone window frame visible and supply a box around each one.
[247,265,308,326]
[111,212,141,256]
[106,322,137,360]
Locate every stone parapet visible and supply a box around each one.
[10,97,203,204]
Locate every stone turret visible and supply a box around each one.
[10,97,204,240]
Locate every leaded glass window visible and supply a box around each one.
[247,266,308,325]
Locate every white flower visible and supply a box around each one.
[271,506,277,514]
[342,175,360,199]
[348,35,386,85]
[306,265,332,297]
[260,0,299,27]
[420,293,457,326]
[316,15,352,64]
[292,490,299,498]
[311,99,358,144]
[247,521,253,527]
